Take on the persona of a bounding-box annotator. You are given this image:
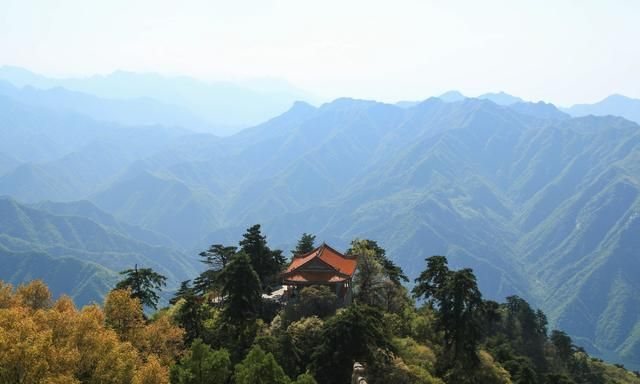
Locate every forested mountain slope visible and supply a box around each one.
[0,197,198,304]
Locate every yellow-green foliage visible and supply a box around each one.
[0,281,183,384]
[476,350,512,384]
[392,337,443,383]
[591,359,640,384]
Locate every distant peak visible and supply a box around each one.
[478,91,524,106]
[602,94,633,102]
[438,90,466,102]
[321,97,380,110]
[289,100,315,111]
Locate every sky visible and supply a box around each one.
[0,0,638,106]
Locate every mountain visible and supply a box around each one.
[564,94,640,124]
[0,96,190,201]
[90,170,222,248]
[34,200,177,248]
[174,99,640,367]
[478,91,524,105]
[508,101,570,120]
[0,66,314,135]
[0,80,214,132]
[0,197,198,304]
[438,90,467,102]
[0,246,116,305]
[1,94,639,367]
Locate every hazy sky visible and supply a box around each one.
[1,0,638,105]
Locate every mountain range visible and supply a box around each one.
[0,69,639,368]
[0,66,313,135]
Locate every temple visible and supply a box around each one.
[282,243,358,306]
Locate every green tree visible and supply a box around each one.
[174,287,205,343]
[292,373,318,384]
[287,316,324,376]
[291,233,316,257]
[505,295,548,371]
[220,251,262,323]
[194,244,237,295]
[239,224,286,290]
[296,285,336,319]
[234,345,291,384]
[311,304,395,384]
[347,239,408,285]
[170,280,193,305]
[411,255,450,302]
[439,269,483,366]
[115,265,167,309]
[170,339,231,384]
[412,257,483,370]
[351,243,386,307]
[545,373,575,384]
[550,330,574,363]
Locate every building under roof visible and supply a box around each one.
[281,243,358,306]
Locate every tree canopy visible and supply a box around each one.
[239,224,286,290]
[115,265,167,309]
[291,233,316,257]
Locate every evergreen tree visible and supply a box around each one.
[220,251,262,323]
[439,268,483,367]
[551,330,574,363]
[352,247,386,307]
[234,345,290,384]
[115,265,167,309]
[175,288,205,343]
[505,295,548,371]
[412,255,450,302]
[239,224,286,290]
[170,280,193,305]
[170,339,231,384]
[292,233,316,257]
[413,257,483,369]
[194,245,237,295]
[311,304,395,384]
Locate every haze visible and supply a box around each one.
[1,0,638,106]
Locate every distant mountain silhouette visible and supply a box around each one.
[0,80,214,132]
[478,91,524,105]
[439,90,467,102]
[0,66,314,135]
[564,94,640,124]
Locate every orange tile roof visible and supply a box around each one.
[284,272,349,283]
[285,243,358,277]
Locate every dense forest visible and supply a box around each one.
[1,225,639,384]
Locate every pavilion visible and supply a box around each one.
[281,243,358,306]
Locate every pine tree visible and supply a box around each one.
[194,245,237,295]
[116,265,167,309]
[311,304,395,384]
[220,251,262,323]
[412,255,450,302]
[292,233,316,257]
[412,256,483,369]
[239,224,286,290]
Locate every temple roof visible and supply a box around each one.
[285,272,349,283]
[283,243,358,282]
